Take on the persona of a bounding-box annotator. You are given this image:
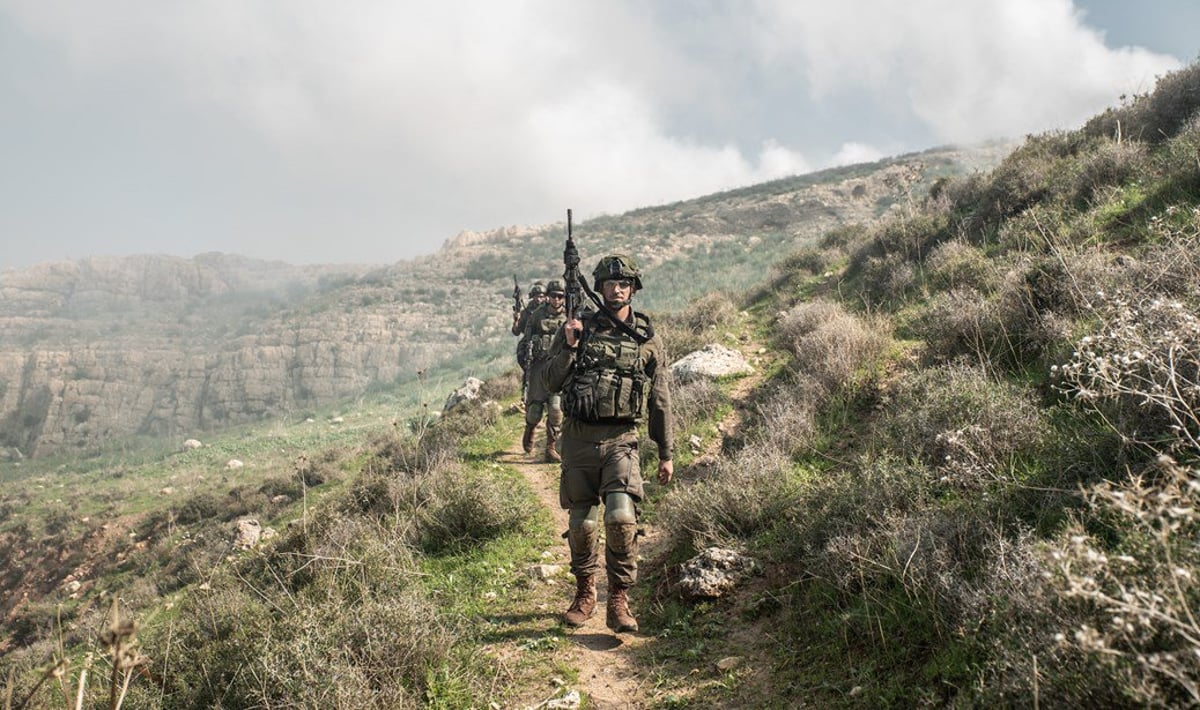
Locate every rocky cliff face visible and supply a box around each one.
[0,253,507,457]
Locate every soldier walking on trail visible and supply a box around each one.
[513,281,547,402]
[522,279,568,460]
[542,254,673,633]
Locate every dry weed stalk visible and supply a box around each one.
[1054,291,1200,455]
[1050,455,1200,704]
[5,599,148,710]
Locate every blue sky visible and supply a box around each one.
[1,1,1196,271]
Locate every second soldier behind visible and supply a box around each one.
[522,279,568,460]
[513,280,547,403]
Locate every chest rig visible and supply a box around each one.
[529,308,566,363]
[563,311,653,423]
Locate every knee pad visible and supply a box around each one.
[606,522,637,554]
[603,492,637,526]
[567,506,599,551]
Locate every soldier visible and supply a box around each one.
[543,254,673,633]
[521,279,568,459]
[513,281,547,397]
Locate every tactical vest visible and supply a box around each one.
[528,307,566,363]
[562,312,652,423]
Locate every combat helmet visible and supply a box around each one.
[529,281,547,297]
[591,254,642,291]
[545,279,565,295]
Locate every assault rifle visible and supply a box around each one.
[563,209,583,322]
[561,208,652,346]
[511,275,523,317]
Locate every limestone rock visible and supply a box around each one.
[527,564,562,580]
[443,377,484,413]
[678,547,760,600]
[234,518,262,549]
[671,344,753,384]
[182,438,203,450]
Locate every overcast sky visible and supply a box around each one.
[2,1,1196,272]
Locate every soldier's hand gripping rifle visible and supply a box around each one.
[511,275,523,319]
[562,209,584,338]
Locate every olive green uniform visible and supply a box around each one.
[542,309,673,586]
[513,301,541,369]
[524,301,567,441]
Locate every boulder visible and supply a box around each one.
[671,344,753,383]
[234,518,262,549]
[182,438,203,450]
[443,377,485,412]
[678,547,760,599]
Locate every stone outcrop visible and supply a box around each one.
[671,344,754,383]
[0,253,511,457]
[677,547,760,599]
[443,377,485,412]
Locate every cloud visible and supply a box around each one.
[746,0,1181,143]
[0,1,1188,268]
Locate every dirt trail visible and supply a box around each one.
[498,435,657,710]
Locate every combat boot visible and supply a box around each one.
[545,429,561,463]
[606,581,638,633]
[521,421,537,454]
[562,575,596,627]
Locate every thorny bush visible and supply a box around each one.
[1048,455,1200,706]
[1054,290,1200,457]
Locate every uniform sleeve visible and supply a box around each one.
[541,326,576,393]
[645,335,674,461]
[512,305,533,336]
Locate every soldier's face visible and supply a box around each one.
[547,293,565,312]
[601,278,635,306]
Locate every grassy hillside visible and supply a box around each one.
[642,61,1200,706]
[4,62,1198,707]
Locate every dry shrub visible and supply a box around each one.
[748,381,820,458]
[146,541,448,707]
[880,364,1045,489]
[917,251,1126,371]
[955,132,1079,236]
[479,368,523,401]
[671,378,729,434]
[776,455,1080,705]
[925,238,998,293]
[820,222,870,250]
[1054,289,1200,457]
[1083,62,1200,145]
[658,291,740,358]
[140,495,464,708]
[820,502,1033,637]
[1128,206,1200,296]
[848,211,953,274]
[413,467,535,554]
[1071,139,1148,204]
[778,299,889,395]
[679,290,740,332]
[913,288,993,363]
[657,443,798,550]
[775,245,841,278]
[1044,455,1200,706]
[858,253,917,307]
